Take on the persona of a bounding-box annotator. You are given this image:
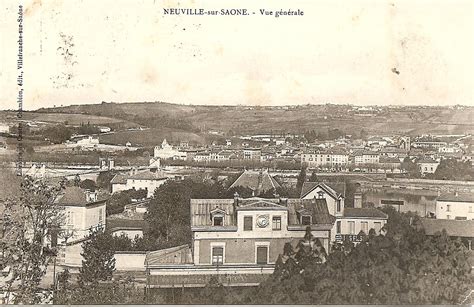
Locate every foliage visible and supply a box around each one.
[107,188,147,216]
[401,157,421,178]
[0,176,65,304]
[78,230,116,286]
[79,179,96,191]
[247,209,472,305]
[296,166,307,192]
[96,170,116,190]
[432,158,474,181]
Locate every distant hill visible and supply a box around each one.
[29,101,474,137]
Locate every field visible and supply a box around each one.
[99,128,206,146]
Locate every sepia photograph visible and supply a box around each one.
[0,0,473,304]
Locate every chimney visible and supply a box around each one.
[279,197,288,206]
[455,190,459,197]
[354,192,362,208]
[85,190,97,203]
[233,192,240,207]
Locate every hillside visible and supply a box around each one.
[29,102,474,137]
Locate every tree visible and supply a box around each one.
[296,166,307,193]
[309,171,318,182]
[401,157,421,178]
[79,179,96,191]
[0,176,65,304]
[78,230,115,286]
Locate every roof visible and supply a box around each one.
[147,270,268,288]
[437,192,474,203]
[343,208,388,219]
[110,173,127,184]
[106,218,147,232]
[420,218,474,237]
[300,182,346,199]
[379,156,401,163]
[128,170,168,180]
[145,245,193,266]
[190,197,334,228]
[54,186,106,206]
[228,170,281,193]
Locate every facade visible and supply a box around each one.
[354,151,380,165]
[436,192,474,220]
[53,187,107,243]
[417,159,440,175]
[301,151,331,167]
[243,148,262,160]
[190,197,333,267]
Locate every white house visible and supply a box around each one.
[300,182,387,243]
[111,169,169,198]
[436,192,474,220]
[53,187,107,243]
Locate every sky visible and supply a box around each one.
[1,0,473,110]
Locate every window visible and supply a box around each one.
[66,211,74,226]
[213,215,223,226]
[469,206,473,213]
[447,205,451,212]
[98,208,103,224]
[256,246,268,264]
[337,200,341,212]
[317,191,324,199]
[301,215,312,225]
[336,221,341,234]
[446,215,451,220]
[455,216,467,220]
[211,247,224,265]
[374,222,381,234]
[361,222,368,234]
[244,216,253,231]
[348,221,355,234]
[272,216,281,230]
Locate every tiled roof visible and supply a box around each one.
[343,208,388,219]
[438,192,474,203]
[54,186,106,206]
[128,170,168,180]
[420,218,474,237]
[228,170,281,192]
[110,173,127,184]
[106,218,147,231]
[145,245,193,266]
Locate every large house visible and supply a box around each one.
[53,186,107,244]
[110,169,168,198]
[300,182,388,243]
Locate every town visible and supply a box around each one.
[0,102,473,304]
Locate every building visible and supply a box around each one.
[354,151,380,165]
[110,169,168,198]
[417,158,440,175]
[53,187,107,243]
[301,182,388,243]
[190,197,333,266]
[419,218,474,251]
[301,150,331,168]
[436,192,474,220]
[154,139,186,160]
[243,148,262,160]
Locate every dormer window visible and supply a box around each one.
[301,215,312,225]
[337,199,341,212]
